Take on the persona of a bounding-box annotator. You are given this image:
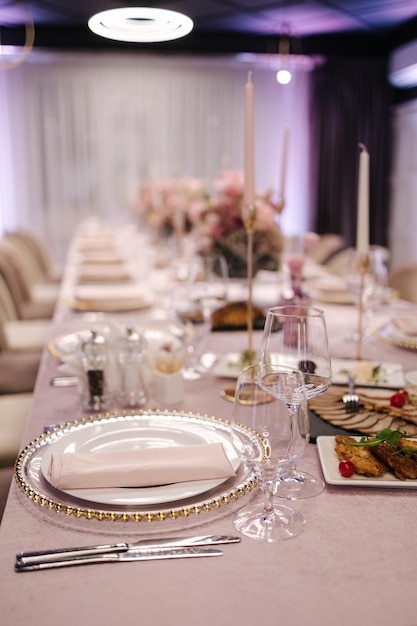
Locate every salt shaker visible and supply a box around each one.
[117,327,148,408]
[80,330,109,411]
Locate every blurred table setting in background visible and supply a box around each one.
[1,217,417,626]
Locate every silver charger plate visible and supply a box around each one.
[14,410,260,525]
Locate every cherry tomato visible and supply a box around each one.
[338,460,355,478]
[390,392,407,408]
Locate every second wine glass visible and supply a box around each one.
[259,305,332,499]
[231,363,307,542]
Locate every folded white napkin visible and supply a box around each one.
[77,265,133,283]
[309,276,347,293]
[76,284,145,301]
[74,284,153,311]
[80,252,126,265]
[392,316,417,337]
[48,443,236,489]
[77,237,118,252]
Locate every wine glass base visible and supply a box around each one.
[182,367,203,381]
[233,501,305,542]
[273,470,325,500]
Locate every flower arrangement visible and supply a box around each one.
[196,169,283,277]
[132,169,284,277]
[133,176,209,237]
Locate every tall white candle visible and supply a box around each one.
[279,126,290,199]
[356,143,370,256]
[244,71,255,207]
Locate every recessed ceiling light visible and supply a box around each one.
[88,7,194,43]
[276,69,292,84]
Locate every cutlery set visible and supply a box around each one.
[15,535,240,572]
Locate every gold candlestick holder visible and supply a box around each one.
[356,252,370,360]
[220,202,257,404]
[243,202,257,365]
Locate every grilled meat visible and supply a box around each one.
[334,435,387,477]
[372,439,417,480]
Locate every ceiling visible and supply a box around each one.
[1,0,417,57]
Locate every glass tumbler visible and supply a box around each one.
[116,327,148,408]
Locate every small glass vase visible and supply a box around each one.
[279,259,312,306]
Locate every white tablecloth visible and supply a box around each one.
[1,231,416,626]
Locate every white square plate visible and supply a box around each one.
[331,358,405,388]
[316,436,417,488]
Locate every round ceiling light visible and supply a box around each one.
[88,7,194,43]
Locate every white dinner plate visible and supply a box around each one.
[212,353,249,378]
[317,436,417,488]
[331,358,405,388]
[212,353,291,378]
[40,413,240,506]
[308,277,354,305]
[65,295,154,313]
[48,329,99,359]
[48,325,178,360]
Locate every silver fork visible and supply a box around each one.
[342,375,360,413]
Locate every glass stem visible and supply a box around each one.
[262,483,276,521]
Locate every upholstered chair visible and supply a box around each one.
[0,246,54,319]
[388,264,417,304]
[8,229,62,283]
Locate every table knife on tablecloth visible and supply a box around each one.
[16,534,240,566]
[15,547,223,571]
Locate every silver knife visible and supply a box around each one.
[17,535,240,566]
[15,547,223,572]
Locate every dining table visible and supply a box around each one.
[1,222,416,626]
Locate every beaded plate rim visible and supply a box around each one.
[14,409,260,524]
[372,322,417,352]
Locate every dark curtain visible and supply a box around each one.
[309,58,393,247]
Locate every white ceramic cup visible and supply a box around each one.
[153,370,184,406]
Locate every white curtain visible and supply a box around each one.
[389,99,417,270]
[0,51,311,264]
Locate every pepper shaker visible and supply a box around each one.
[117,327,148,408]
[80,330,109,411]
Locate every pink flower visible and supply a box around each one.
[213,169,244,197]
[286,252,306,274]
[302,232,320,251]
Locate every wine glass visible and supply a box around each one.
[173,254,228,380]
[259,305,332,499]
[172,287,211,381]
[345,247,389,342]
[231,363,307,542]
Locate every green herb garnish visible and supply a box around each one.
[344,428,407,448]
[371,364,381,381]
[239,350,257,367]
[390,445,417,457]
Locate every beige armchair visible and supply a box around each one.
[8,229,62,283]
[308,234,346,265]
[0,246,54,319]
[388,264,417,304]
